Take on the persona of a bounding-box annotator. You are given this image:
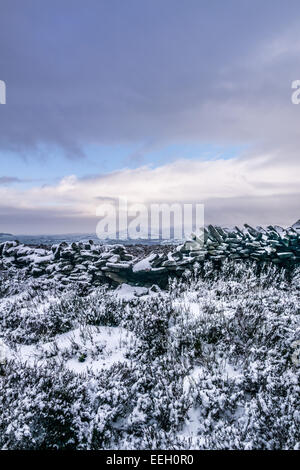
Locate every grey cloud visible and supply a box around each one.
[0,191,298,235]
[204,193,300,228]
[0,176,42,185]
[0,206,98,235]
[0,0,300,162]
[0,0,299,235]
[0,176,23,184]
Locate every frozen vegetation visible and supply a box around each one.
[0,259,299,450]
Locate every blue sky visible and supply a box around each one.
[0,142,246,189]
[0,0,300,233]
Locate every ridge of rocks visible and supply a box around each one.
[0,223,299,287]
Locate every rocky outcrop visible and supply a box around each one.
[0,223,299,288]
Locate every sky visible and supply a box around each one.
[0,0,300,234]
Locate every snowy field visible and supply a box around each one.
[0,260,299,449]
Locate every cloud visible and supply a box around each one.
[0,176,40,185]
[0,154,298,234]
[0,177,22,185]
[0,0,300,163]
[0,1,300,233]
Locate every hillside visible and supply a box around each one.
[0,223,299,449]
[0,260,299,449]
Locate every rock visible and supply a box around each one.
[226,231,238,239]
[161,260,176,267]
[151,254,166,267]
[149,284,161,293]
[191,255,205,262]
[0,223,299,289]
[122,253,134,261]
[292,219,300,231]
[244,224,261,238]
[60,250,74,260]
[277,252,295,259]
[93,271,105,278]
[281,237,290,248]
[181,240,202,251]
[177,259,193,266]
[229,254,241,259]
[239,249,251,255]
[207,225,223,243]
[150,267,168,273]
[210,255,226,260]
[189,250,207,257]
[105,262,131,271]
[104,271,127,284]
[172,252,183,261]
[80,251,98,260]
[107,254,121,263]
[59,263,74,273]
[234,226,244,237]
[87,265,98,273]
[92,259,106,268]
[132,254,157,273]
[31,267,45,276]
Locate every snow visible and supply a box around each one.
[183,365,203,393]
[176,300,201,317]
[106,262,131,269]
[33,254,54,264]
[222,362,242,380]
[132,254,156,272]
[1,257,299,450]
[20,253,54,264]
[115,283,149,300]
[172,291,201,318]
[4,326,137,374]
[179,405,204,446]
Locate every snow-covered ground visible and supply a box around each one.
[4,325,137,374]
[0,260,299,450]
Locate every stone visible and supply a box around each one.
[229,254,241,259]
[182,240,202,251]
[94,259,107,268]
[161,260,176,267]
[0,222,299,289]
[122,253,134,261]
[150,267,168,273]
[189,250,207,257]
[104,271,127,284]
[105,262,131,270]
[277,252,295,259]
[207,225,223,243]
